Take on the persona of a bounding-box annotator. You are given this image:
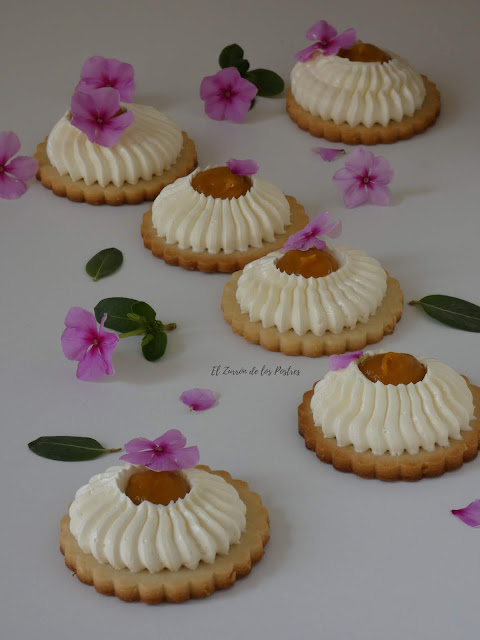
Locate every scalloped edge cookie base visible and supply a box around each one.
[298,380,480,481]
[60,466,270,604]
[35,132,197,206]
[221,273,403,356]
[141,195,309,273]
[286,76,441,145]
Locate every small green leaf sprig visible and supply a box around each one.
[219,44,284,100]
[85,248,123,281]
[409,295,480,332]
[95,297,176,361]
[28,436,121,462]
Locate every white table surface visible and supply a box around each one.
[2,0,480,638]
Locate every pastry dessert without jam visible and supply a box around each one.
[222,216,403,356]
[287,21,441,144]
[141,163,309,272]
[60,460,269,602]
[298,351,480,480]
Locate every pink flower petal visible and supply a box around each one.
[215,66,243,88]
[123,437,156,454]
[226,158,259,176]
[76,346,111,381]
[78,56,135,102]
[306,20,338,42]
[324,28,357,56]
[323,219,343,239]
[0,131,21,166]
[154,429,187,451]
[295,43,321,62]
[342,181,369,209]
[64,307,98,332]
[200,74,224,100]
[70,90,96,120]
[281,212,340,252]
[203,95,228,121]
[369,154,394,185]
[61,327,93,361]
[121,450,157,466]
[167,446,200,469]
[329,351,364,370]
[0,172,27,199]
[223,96,252,123]
[233,75,259,102]
[180,388,217,411]
[200,68,256,123]
[367,184,391,206]
[345,147,375,175]
[332,167,358,184]
[145,453,181,472]
[452,500,480,527]
[313,147,345,162]
[94,111,134,147]
[4,156,38,181]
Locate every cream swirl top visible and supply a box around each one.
[235,244,387,336]
[311,355,474,456]
[151,167,292,254]
[46,104,183,187]
[291,51,426,127]
[69,464,247,573]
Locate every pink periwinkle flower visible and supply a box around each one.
[313,147,345,162]
[70,87,134,147]
[452,500,480,527]
[61,307,119,381]
[0,132,38,200]
[226,158,259,176]
[76,56,135,102]
[329,351,364,371]
[282,212,342,252]
[296,20,357,62]
[200,67,258,123]
[180,388,217,412]
[332,147,394,209]
[121,430,200,471]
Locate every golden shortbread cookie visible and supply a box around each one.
[286,76,441,145]
[222,271,403,356]
[60,466,269,604]
[141,195,309,273]
[35,132,197,206]
[298,380,480,481]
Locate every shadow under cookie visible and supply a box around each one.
[141,195,309,273]
[298,381,480,481]
[60,467,270,604]
[222,272,403,356]
[35,132,197,206]
[286,76,441,145]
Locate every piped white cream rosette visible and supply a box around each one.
[311,354,475,456]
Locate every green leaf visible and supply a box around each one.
[28,436,121,462]
[95,297,141,333]
[131,301,156,324]
[409,295,480,332]
[219,44,245,69]
[245,69,284,97]
[235,59,250,76]
[141,331,168,361]
[85,248,123,281]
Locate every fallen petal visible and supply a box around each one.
[452,500,480,527]
[329,351,364,370]
[226,158,259,176]
[180,388,217,411]
[313,147,345,162]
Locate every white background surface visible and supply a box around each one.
[2,0,480,638]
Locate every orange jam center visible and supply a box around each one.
[276,247,339,278]
[359,352,427,385]
[191,166,252,199]
[125,470,190,506]
[337,42,392,63]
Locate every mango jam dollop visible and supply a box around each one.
[276,247,339,278]
[126,470,190,506]
[191,166,252,199]
[337,42,392,64]
[359,352,427,385]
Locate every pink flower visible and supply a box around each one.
[76,56,135,102]
[180,388,217,412]
[121,430,200,471]
[226,158,259,176]
[329,351,364,371]
[70,87,134,147]
[313,147,345,162]
[333,147,394,208]
[61,307,119,381]
[296,21,357,61]
[0,132,38,200]
[282,212,342,252]
[452,500,480,527]
[200,67,258,123]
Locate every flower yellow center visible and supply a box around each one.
[97,118,104,124]
[92,338,99,346]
